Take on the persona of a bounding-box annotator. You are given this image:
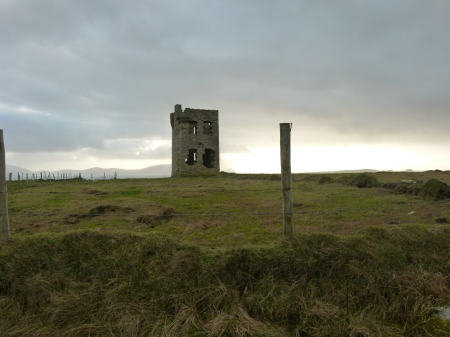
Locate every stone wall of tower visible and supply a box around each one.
[170,104,220,177]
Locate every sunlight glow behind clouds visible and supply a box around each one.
[5,142,448,173]
[227,145,444,174]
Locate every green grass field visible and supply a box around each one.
[6,171,450,246]
[1,171,450,336]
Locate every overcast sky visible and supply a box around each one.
[1,0,450,173]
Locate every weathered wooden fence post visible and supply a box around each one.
[0,130,10,239]
[280,123,294,241]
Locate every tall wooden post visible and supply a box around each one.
[280,123,293,241]
[0,130,10,239]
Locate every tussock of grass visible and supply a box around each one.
[1,227,449,336]
[337,174,381,188]
[420,179,450,200]
[391,179,450,201]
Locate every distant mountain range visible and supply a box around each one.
[3,165,424,180]
[306,169,419,174]
[5,164,171,180]
[308,169,380,174]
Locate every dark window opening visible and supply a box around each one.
[203,121,212,134]
[202,148,215,168]
[189,122,198,134]
[185,148,197,165]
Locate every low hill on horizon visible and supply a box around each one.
[5,164,34,178]
[304,168,380,174]
[7,165,444,179]
[5,164,172,179]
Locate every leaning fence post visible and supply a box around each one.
[0,130,10,239]
[280,123,294,241]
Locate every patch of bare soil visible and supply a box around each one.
[83,188,109,196]
[88,205,135,215]
[135,207,177,227]
[65,205,135,224]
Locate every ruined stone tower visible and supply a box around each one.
[170,104,220,177]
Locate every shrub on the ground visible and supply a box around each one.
[318,176,334,184]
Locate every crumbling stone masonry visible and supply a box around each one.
[170,104,220,177]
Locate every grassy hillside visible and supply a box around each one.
[1,171,450,336]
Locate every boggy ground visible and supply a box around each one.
[1,171,450,336]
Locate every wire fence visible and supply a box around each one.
[7,171,171,182]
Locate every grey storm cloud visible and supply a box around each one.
[0,108,104,152]
[1,0,450,163]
